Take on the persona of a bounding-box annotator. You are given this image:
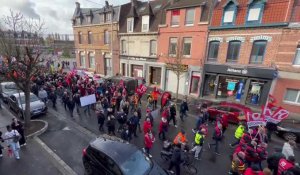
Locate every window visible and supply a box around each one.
[207,41,220,61]
[105,13,111,22]
[185,8,195,25]
[150,40,157,56]
[78,32,82,44]
[226,41,241,62]
[87,16,92,23]
[104,57,112,76]
[249,40,267,64]
[247,1,264,24]
[294,48,300,65]
[171,10,180,26]
[80,52,86,68]
[88,52,95,69]
[76,17,81,25]
[88,31,93,44]
[169,38,178,56]
[121,40,126,54]
[104,30,110,44]
[142,16,150,32]
[284,89,300,104]
[99,14,104,23]
[127,18,134,32]
[183,38,192,56]
[223,2,236,25]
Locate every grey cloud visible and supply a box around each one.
[1,0,40,19]
[48,9,58,19]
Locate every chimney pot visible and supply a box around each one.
[75,2,80,9]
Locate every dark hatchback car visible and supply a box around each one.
[83,135,168,175]
[277,123,300,142]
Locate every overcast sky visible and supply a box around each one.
[0,0,136,36]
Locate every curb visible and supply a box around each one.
[26,120,48,139]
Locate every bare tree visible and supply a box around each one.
[0,10,46,127]
[166,38,188,104]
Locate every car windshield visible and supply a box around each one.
[19,95,39,104]
[3,84,18,91]
[120,150,152,175]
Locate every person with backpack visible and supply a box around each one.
[278,156,296,175]
[167,144,183,175]
[208,124,223,155]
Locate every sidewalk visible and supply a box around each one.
[0,106,62,175]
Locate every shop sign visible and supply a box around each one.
[226,68,248,75]
[250,35,272,42]
[226,36,245,42]
[128,57,147,61]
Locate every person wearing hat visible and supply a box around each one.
[282,140,297,159]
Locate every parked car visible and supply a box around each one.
[82,134,168,175]
[276,123,300,142]
[7,92,47,118]
[207,102,252,124]
[0,82,20,103]
[106,76,138,96]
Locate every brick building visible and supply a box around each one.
[158,0,213,96]
[200,0,296,107]
[272,0,300,114]
[72,2,120,76]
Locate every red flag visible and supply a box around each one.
[135,84,147,96]
[246,112,266,127]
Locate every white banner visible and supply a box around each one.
[80,94,96,107]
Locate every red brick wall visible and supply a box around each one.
[273,78,300,114]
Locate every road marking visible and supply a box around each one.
[34,137,78,175]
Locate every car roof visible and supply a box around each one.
[12,92,34,98]
[89,134,139,165]
[1,82,15,86]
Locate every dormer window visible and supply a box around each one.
[76,17,81,25]
[127,18,134,32]
[99,14,104,23]
[142,16,149,32]
[87,16,92,23]
[246,0,264,24]
[105,13,111,23]
[222,2,237,26]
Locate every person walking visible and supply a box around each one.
[221,113,229,134]
[151,87,161,109]
[116,110,127,133]
[169,103,177,128]
[11,118,26,146]
[208,124,223,155]
[38,87,48,104]
[282,140,296,159]
[229,151,246,175]
[158,117,168,140]
[128,112,139,137]
[173,130,187,146]
[193,111,204,133]
[230,122,246,148]
[4,125,21,160]
[168,144,182,175]
[67,96,75,118]
[143,117,152,134]
[179,99,189,122]
[267,147,285,175]
[0,131,4,158]
[144,129,155,158]
[106,115,116,136]
[62,91,69,110]
[96,109,105,132]
[73,90,81,114]
[48,89,57,108]
[190,129,205,160]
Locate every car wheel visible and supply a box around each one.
[83,162,93,175]
[283,132,297,141]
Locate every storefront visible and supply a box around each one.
[189,71,201,96]
[131,64,143,78]
[201,64,277,106]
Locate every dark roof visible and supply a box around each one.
[72,4,120,26]
[119,0,171,33]
[167,0,206,10]
[90,135,138,164]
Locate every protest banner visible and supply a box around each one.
[247,112,266,127]
[135,84,147,96]
[80,94,96,107]
[263,105,289,124]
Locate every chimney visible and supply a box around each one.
[131,0,137,7]
[105,1,109,8]
[75,2,80,9]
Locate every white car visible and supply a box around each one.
[7,92,47,118]
[0,82,20,103]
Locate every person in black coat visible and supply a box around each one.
[97,110,105,132]
[266,122,277,142]
[116,110,127,133]
[67,97,75,118]
[179,99,189,122]
[48,89,57,108]
[62,91,69,110]
[169,103,177,127]
[73,91,81,114]
[11,118,26,146]
[168,144,183,175]
[106,115,116,135]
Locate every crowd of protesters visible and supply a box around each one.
[0,70,299,175]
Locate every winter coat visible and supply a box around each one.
[244,168,264,175]
[97,113,105,124]
[171,147,182,165]
[159,120,168,133]
[143,121,152,134]
[180,101,189,113]
[213,126,222,141]
[144,133,155,149]
[221,114,229,128]
[267,152,285,170]
[170,106,176,117]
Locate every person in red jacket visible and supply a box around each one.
[221,113,229,134]
[144,129,155,158]
[143,117,152,134]
[161,106,169,120]
[277,156,295,175]
[244,164,264,175]
[159,117,168,140]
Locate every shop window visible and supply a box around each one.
[171,10,180,26]
[88,52,95,69]
[217,76,246,102]
[131,65,143,78]
[222,2,236,26]
[246,80,267,105]
[226,41,241,62]
[78,32,82,44]
[249,40,267,64]
[294,48,300,65]
[150,67,161,85]
[121,63,126,76]
[104,30,110,44]
[150,40,157,56]
[169,37,178,56]
[203,74,217,97]
[185,8,195,26]
[183,37,192,56]
[207,41,220,61]
[88,31,93,44]
[284,89,300,104]
[246,1,264,24]
[80,52,85,68]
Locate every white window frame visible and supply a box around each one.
[105,13,111,23]
[169,37,178,56]
[80,52,86,68]
[171,10,180,27]
[150,40,157,56]
[284,89,300,105]
[127,18,134,32]
[183,37,192,57]
[99,14,105,23]
[142,16,150,32]
[185,8,195,26]
[121,40,126,54]
[293,48,300,65]
[88,52,95,69]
